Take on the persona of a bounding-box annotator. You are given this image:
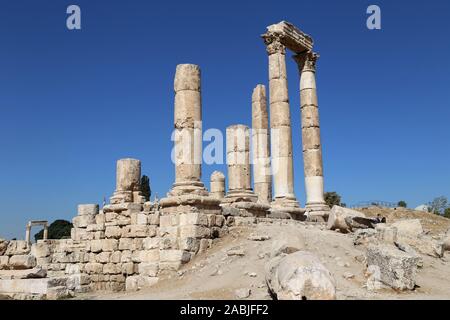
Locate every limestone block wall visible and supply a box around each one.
[54,200,226,293]
[0,240,34,270]
[67,202,161,292]
[1,198,229,297]
[0,238,90,298]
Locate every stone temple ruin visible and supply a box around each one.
[0,21,333,299]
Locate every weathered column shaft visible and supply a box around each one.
[43,225,48,240]
[252,84,272,203]
[173,64,202,185]
[111,158,144,204]
[25,225,31,244]
[264,36,297,202]
[210,171,225,199]
[294,52,327,211]
[226,125,251,192]
[116,158,141,192]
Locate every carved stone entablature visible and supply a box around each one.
[293,51,319,73]
[262,21,314,54]
[262,32,286,55]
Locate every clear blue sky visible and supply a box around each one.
[1,0,449,239]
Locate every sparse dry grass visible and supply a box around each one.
[359,207,450,235]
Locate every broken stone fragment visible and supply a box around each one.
[226,248,245,257]
[327,206,369,233]
[365,244,419,291]
[397,235,444,258]
[391,219,423,238]
[125,275,159,292]
[265,251,336,300]
[235,288,251,299]
[247,233,271,241]
[0,256,9,270]
[353,228,377,246]
[394,242,423,267]
[375,224,398,244]
[343,272,355,279]
[365,265,384,291]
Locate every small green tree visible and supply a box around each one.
[397,201,407,208]
[34,220,73,242]
[444,208,450,219]
[324,192,342,207]
[140,175,151,202]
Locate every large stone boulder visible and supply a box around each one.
[391,219,423,238]
[327,206,375,233]
[265,251,336,300]
[385,219,443,258]
[8,255,37,270]
[397,235,444,258]
[366,244,419,291]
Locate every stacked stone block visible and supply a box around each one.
[159,199,225,272]
[71,204,101,241]
[0,240,34,270]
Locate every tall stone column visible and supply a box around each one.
[110,158,145,204]
[43,223,48,240]
[25,223,31,244]
[225,125,257,202]
[159,64,221,272]
[170,64,208,196]
[262,34,299,209]
[251,84,272,204]
[294,52,329,219]
[210,171,225,200]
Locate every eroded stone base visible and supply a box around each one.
[305,203,330,222]
[270,197,305,220]
[159,194,223,272]
[221,201,270,218]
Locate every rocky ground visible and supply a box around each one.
[74,207,450,300]
[360,207,450,235]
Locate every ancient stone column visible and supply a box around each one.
[225,125,257,202]
[25,223,31,244]
[293,52,329,217]
[43,223,48,240]
[110,158,144,204]
[170,64,207,196]
[262,34,299,208]
[210,171,225,200]
[252,84,272,204]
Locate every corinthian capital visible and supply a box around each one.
[262,32,286,55]
[293,51,319,73]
